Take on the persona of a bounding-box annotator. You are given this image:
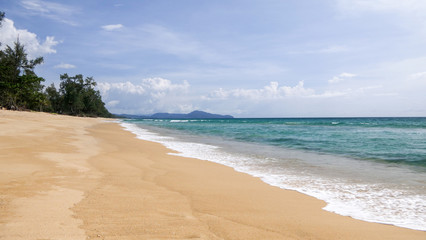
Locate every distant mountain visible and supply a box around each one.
[114,111,234,119]
[113,113,149,119]
[151,110,233,119]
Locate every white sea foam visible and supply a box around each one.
[119,121,426,231]
[170,120,189,123]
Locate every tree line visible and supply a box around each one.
[0,12,112,117]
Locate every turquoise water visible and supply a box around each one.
[128,118,426,167]
[121,117,426,231]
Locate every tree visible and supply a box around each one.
[55,73,111,117]
[45,83,61,112]
[80,76,110,117]
[0,14,47,111]
[0,40,44,109]
[0,12,111,116]
[0,11,4,26]
[59,73,85,115]
[17,74,47,111]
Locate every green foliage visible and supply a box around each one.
[45,83,60,112]
[16,74,47,111]
[0,40,45,110]
[0,11,4,28]
[59,73,85,115]
[0,13,111,117]
[47,74,112,117]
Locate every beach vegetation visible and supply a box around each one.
[46,74,112,117]
[44,83,60,112]
[0,11,4,26]
[0,39,46,111]
[0,11,111,117]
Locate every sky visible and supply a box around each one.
[1,0,426,117]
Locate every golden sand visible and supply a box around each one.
[0,110,424,239]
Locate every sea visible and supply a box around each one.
[119,117,426,231]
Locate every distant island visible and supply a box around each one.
[117,110,234,119]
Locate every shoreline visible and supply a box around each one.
[120,119,426,231]
[0,110,424,239]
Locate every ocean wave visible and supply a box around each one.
[170,120,189,123]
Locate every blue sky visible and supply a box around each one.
[1,0,426,117]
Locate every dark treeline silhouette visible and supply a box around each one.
[0,12,112,117]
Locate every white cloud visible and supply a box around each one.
[98,77,189,96]
[97,76,414,117]
[209,88,229,99]
[101,24,124,31]
[98,81,145,96]
[311,90,348,98]
[142,77,189,92]
[98,77,191,114]
[54,63,75,69]
[410,71,426,79]
[328,77,341,84]
[106,100,120,107]
[206,81,318,100]
[328,72,357,84]
[0,18,59,59]
[20,0,79,26]
[202,81,402,117]
[205,80,386,105]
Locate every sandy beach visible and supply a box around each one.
[0,110,424,240]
